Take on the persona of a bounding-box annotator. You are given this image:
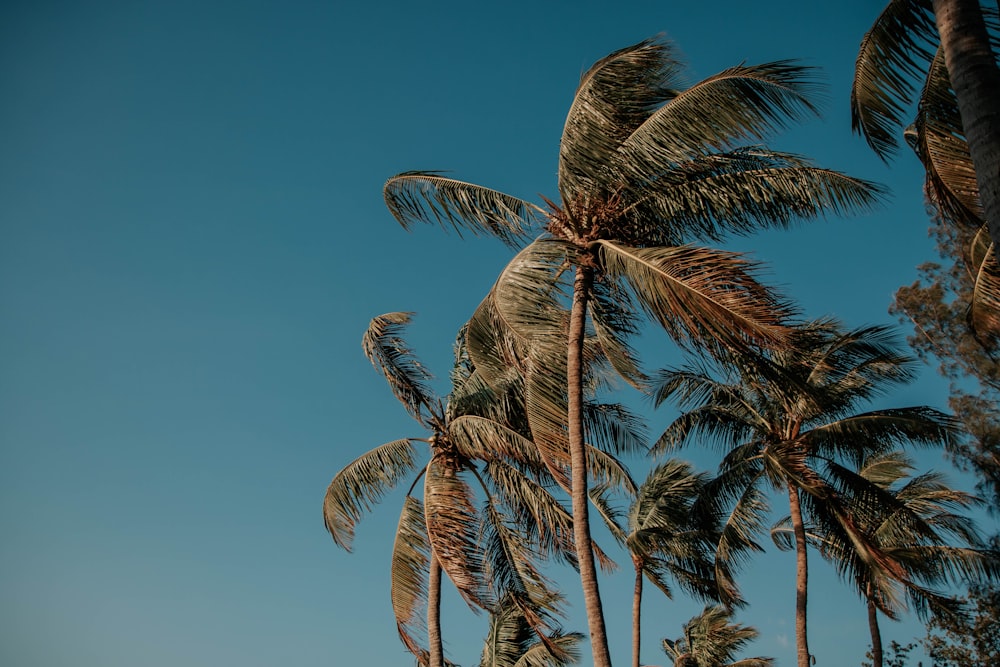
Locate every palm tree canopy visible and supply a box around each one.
[662,604,773,667]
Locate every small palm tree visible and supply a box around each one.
[384,38,884,667]
[601,460,724,667]
[323,313,577,666]
[653,319,963,667]
[772,450,997,667]
[661,605,773,667]
[479,592,584,667]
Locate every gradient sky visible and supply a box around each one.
[2,1,990,666]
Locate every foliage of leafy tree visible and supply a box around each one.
[891,215,1000,509]
[924,583,1000,666]
[384,36,884,667]
[862,640,918,667]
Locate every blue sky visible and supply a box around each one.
[2,1,990,666]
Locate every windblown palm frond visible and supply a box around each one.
[479,592,584,667]
[851,0,938,159]
[363,312,438,422]
[662,604,773,667]
[384,171,541,247]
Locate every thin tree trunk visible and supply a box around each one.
[867,591,884,667]
[787,485,811,667]
[569,265,613,667]
[933,0,1000,264]
[428,552,444,667]
[632,559,643,667]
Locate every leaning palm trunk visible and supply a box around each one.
[568,266,613,667]
[787,486,811,667]
[866,591,884,667]
[631,557,643,667]
[428,552,444,667]
[933,0,1000,264]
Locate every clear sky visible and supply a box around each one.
[2,1,990,666]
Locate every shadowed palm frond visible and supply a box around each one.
[851,0,937,159]
[384,171,541,247]
[969,225,1000,345]
[323,438,422,549]
[558,36,685,200]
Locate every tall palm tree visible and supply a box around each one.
[384,38,884,667]
[653,320,963,667]
[772,450,997,667]
[323,313,581,666]
[661,605,773,667]
[479,592,585,667]
[852,0,1000,264]
[600,460,724,667]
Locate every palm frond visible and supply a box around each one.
[597,241,794,352]
[362,312,437,421]
[618,61,821,169]
[424,461,489,610]
[558,36,684,199]
[969,225,1000,345]
[391,495,431,661]
[323,438,421,549]
[384,171,540,247]
[851,0,937,159]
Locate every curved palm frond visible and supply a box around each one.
[851,0,937,158]
[323,438,422,549]
[363,312,438,422]
[391,495,432,661]
[384,171,541,247]
[969,225,1000,344]
[558,36,684,200]
[618,61,821,170]
[596,240,794,352]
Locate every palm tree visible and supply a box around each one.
[653,320,963,667]
[772,450,997,667]
[852,0,1000,264]
[323,313,581,666]
[384,37,884,667]
[599,460,725,667]
[661,605,773,667]
[479,592,584,667]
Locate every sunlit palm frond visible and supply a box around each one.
[450,415,546,468]
[597,241,794,353]
[391,495,432,662]
[362,312,438,422]
[618,61,821,170]
[628,150,885,243]
[323,438,422,549]
[384,171,540,247]
[424,462,489,611]
[802,407,963,464]
[510,633,584,667]
[558,36,684,199]
[851,0,937,159]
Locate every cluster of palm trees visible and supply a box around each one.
[325,4,1000,665]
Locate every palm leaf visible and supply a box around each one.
[384,171,540,247]
[323,438,421,549]
[851,0,937,159]
[391,495,432,661]
[362,312,437,422]
[596,240,794,352]
[969,225,1000,344]
[618,61,820,170]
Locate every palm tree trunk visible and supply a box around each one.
[933,0,1000,264]
[867,590,884,667]
[632,558,643,667]
[787,485,811,667]
[569,265,613,667]
[428,552,444,667]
